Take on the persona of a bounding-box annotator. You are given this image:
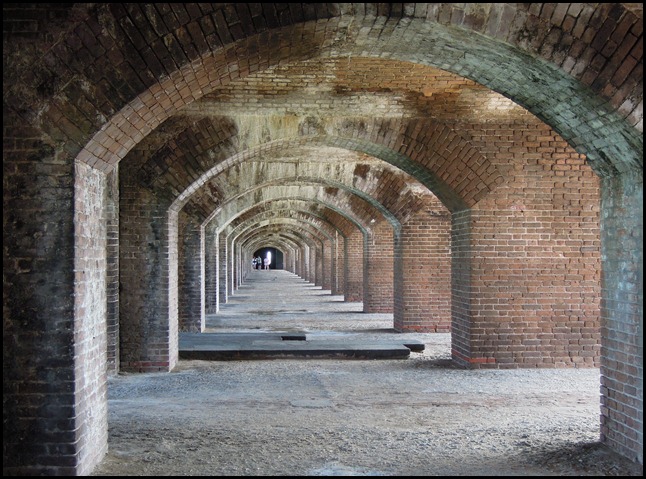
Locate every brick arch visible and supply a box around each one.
[242,223,322,274]
[245,233,303,272]
[153,124,495,216]
[7,4,639,170]
[209,194,366,299]
[57,0,643,440]
[206,206,346,304]
[231,207,341,246]
[202,170,443,238]
[68,7,637,473]
[66,7,639,177]
[225,199,358,292]
[238,210,335,289]
[248,237,299,257]
[244,231,303,257]
[3,4,642,475]
[236,214,334,251]
[213,190,369,236]
[243,218,324,251]
[199,168,399,230]
[224,199,353,240]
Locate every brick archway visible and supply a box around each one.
[4,4,641,474]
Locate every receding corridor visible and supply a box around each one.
[4,4,642,475]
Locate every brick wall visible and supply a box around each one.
[394,207,452,332]
[364,220,395,313]
[204,223,218,314]
[344,231,364,302]
[451,125,602,369]
[119,177,177,372]
[218,232,228,309]
[178,212,205,332]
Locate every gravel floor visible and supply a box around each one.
[90,270,642,476]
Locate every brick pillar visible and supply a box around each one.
[322,239,333,291]
[227,236,235,297]
[310,245,318,284]
[204,225,218,314]
[119,181,177,373]
[289,249,296,272]
[73,160,110,474]
[451,210,473,365]
[4,115,110,476]
[344,230,364,302]
[294,248,301,277]
[333,233,345,295]
[284,250,293,273]
[363,220,394,313]
[394,209,451,331]
[451,183,601,370]
[178,213,204,332]
[106,165,120,375]
[315,245,324,287]
[218,232,228,309]
[302,246,309,280]
[306,246,313,282]
[232,242,240,291]
[292,248,299,274]
[599,172,643,464]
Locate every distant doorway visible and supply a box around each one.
[254,247,283,270]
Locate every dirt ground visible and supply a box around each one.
[90,270,642,477]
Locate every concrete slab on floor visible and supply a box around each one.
[178,332,424,360]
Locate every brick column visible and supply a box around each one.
[300,245,308,280]
[119,181,177,372]
[218,232,228,309]
[227,236,235,297]
[394,209,451,331]
[344,230,364,302]
[451,210,473,365]
[322,239,333,291]
[599,172,643,463]
[230,239,238,293]
[106,166,120,375]
[315,245,324,287]
[204,224,218,314]
[451,196,601,369]
[310,245,318,284]
[294,248,301,277]
[333,233,345,295]
[363,221,394,313]
[73,160,110,474]
[178,213,204,332]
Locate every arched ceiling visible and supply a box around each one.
[3,3,641,254]
[130,57,521,245]
[122,40,627,252]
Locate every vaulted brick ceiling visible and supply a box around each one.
[124,57,532,241]
[4,3,642,252]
